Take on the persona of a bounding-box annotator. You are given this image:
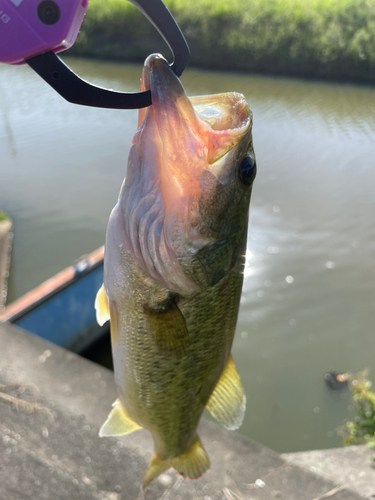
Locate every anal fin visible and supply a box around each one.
[99,398,142,437]
[95,284,110,326]
[143,436,209,488]
[206,354,246,431]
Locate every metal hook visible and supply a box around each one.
[26,0,190,109]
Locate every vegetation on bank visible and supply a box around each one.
[71,0,375,83]
[0,211,9,222]
[341,372,375,455]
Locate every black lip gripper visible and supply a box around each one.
[26,0,190,109]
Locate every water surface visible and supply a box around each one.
[1,58,375,453]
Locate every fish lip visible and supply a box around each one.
[145,53,169,71]
[142,53,167,91]
[141,54,179,99]
[145,53,178,85]
[145,53,189,115]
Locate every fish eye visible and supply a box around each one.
[239,155,256,186]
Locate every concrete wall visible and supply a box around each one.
[0,219,12,309]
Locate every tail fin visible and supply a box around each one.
[143,436,210,488]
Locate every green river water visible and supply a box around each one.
[1,57,375,453]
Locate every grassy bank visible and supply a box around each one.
[340,372,375,455]
[0,211,8,222]
[72,0,375,83]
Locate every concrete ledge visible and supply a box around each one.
[283,446,375,499]
[0,219,12,309]
[0,323,367,499]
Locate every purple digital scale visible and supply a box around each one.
[0,0,190,109]
[0,0,87,64]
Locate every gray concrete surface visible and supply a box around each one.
[0,219,12,309]
[283,446,375,499]
[0,322,369,499]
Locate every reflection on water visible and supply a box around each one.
[1,57,375,453]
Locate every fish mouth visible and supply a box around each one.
[140,54,251,145]
[191,93,251,133]
[139,54,252,189]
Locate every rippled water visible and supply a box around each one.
[1,58,375,453]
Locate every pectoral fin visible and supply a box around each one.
[143,436,209,488]
[95,284,110,326]
[99,398,142,437]
[144,297,188,357]
[206,355,246,430]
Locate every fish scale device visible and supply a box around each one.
[0,0,190,108]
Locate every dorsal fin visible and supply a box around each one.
[205,355,246,430]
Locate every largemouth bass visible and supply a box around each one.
[95,54,256,488]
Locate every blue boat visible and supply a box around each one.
[0,247,109,354]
